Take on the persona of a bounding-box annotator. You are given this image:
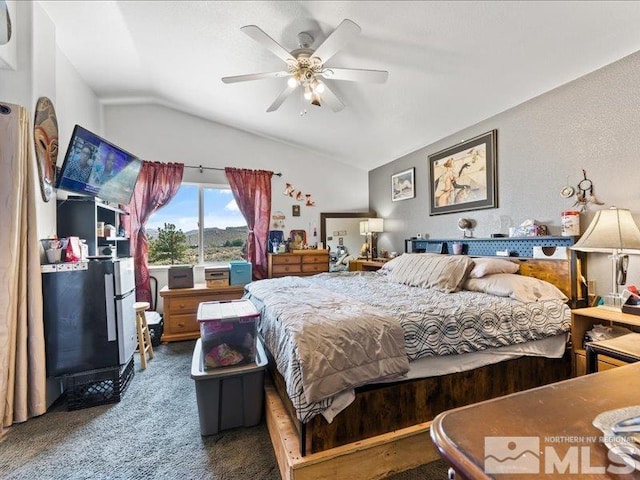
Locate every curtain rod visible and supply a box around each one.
[184,165,282,177]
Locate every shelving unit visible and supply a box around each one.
[404,236,577,257]
[57,196,130,257]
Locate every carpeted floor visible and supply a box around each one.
[0,341,449,479]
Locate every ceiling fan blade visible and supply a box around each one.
[321,67,388,84]
[266,83,297,112]
[316,79,345,112]
[241,25,296,63]
[312,19,361,64]
[222,71,291,84]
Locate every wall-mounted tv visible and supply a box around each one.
[56,125,142,205]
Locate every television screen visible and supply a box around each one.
[56,125,142,205]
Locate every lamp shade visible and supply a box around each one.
[368,218,384,233]
[360,220,369,235]
[571,207,640,253]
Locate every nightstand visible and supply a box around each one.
[585,333,640,374]
[571,307,640,376]
[348,258,389,272]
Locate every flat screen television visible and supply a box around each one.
[56,125,142,205]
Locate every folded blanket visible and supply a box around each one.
[246,276,409,403]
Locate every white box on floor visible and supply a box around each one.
[190,337,267,436]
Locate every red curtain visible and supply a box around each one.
[224,167,273,280]
[125,161,184,303]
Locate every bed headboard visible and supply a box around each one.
[405,236,587,307]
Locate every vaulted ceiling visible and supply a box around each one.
[40,1,640,170]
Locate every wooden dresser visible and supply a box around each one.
[159,283,244,342]
[267,250,330,278]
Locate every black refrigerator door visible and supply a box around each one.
[42,262,120,376]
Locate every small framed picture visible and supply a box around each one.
[292,204,300,217]
[391,168,415,201]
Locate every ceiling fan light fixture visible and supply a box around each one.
[224,19,388,113]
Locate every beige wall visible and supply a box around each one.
[369,50,640,297]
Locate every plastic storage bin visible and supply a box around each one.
[197,300,259,369]
[191,337,267,435]
[229,260,252,285]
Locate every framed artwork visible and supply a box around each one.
[289,229,306,249]
[292,204,300,217]
[391,167,415,201]
[428,129,497,216]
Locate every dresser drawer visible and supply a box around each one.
[302,254,329,264]
[271,255,301,265]
[272,264,302,275]
[165,313,199,335]
[166,296,204,315]
[302,263,328,273]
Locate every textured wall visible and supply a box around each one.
[370,50,640,296]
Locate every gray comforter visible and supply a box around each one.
[245,271,570,423]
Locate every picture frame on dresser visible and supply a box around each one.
[429,129,497,216]
[391,167,415,201]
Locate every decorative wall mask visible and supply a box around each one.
[0,1,11,45]
[33,97,59,202]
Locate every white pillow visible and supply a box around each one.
[387,253,474,293]
[463,273,568,303]
[468,258,519,278]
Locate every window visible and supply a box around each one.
[146,183,248,266]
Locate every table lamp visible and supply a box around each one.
[571,207,640,309]
[360,220,370,259]
[368,218,384,260]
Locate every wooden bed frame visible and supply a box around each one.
[264,255,586,479]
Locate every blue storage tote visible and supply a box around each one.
[229,260,252,285]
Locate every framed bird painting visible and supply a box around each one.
[428,129,497,216]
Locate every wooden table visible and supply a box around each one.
[431,363,640,479]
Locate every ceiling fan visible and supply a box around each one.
[221,19,389,113]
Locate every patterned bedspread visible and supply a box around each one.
[245,271,571,423]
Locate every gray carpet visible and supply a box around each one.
[0,341,449,479]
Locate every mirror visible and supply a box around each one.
[320,211,375,261]
[0,1,11,46]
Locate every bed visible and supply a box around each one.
[245,251,585,479]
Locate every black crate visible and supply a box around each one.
[146,312,163,347]
[65,357,134,411]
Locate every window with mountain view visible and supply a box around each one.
[146,183,248,266]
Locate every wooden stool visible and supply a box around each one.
[134,301,154,369]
